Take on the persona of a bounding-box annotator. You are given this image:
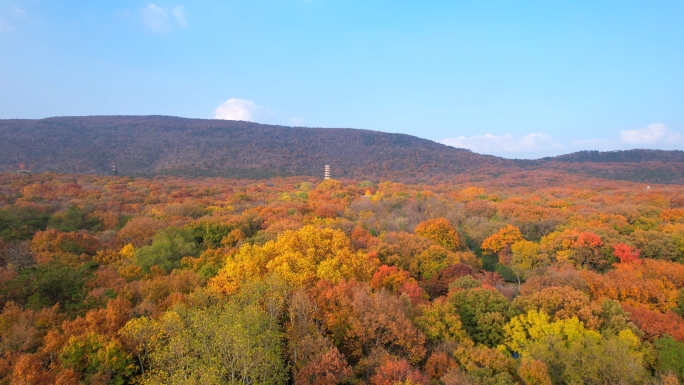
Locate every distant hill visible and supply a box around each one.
[1,116,683,184]
[0,116,507,181]
[537,150,684,185]
[546,149,684,163]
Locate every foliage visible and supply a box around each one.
[187,221,242,247]
[415,298,471,345]
[509,286,602,330]
[654,335,684,381]
[414,218,461,251]
[0,205,50,241]
[48,205,103,232]
[423,262,474,298]
[314,280,427,364]
[121,279,289,384]
[505,309,648,384]
[448,287,510,347]
[509,240,548,282]
[525,332,647,384]
[295,347,352,385]
[1,261,90,314]
[613,243,641,265]
[60,332,135,385]
[481,225,524,256]
[209,225,376,293]
[518,358,552,385]
[135,227,199,273]
[0,169,684,383]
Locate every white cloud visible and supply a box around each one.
[9,6,26,19]
[439,133,562,156]
[0,5,27,32]
[439,123,682,158]
[139,4,187,33]
[171,6,187,28]
[214,99,260,121]
[620,123,682,145]
[140,4,168,32]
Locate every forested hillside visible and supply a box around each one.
[2,116,684,184]
[1,171,684,384]
[549,149,684,163]
[541,150,684,184]
[0,116,504,181]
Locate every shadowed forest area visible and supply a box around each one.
[1,169,684,384]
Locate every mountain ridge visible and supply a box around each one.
[0,115,507,181]
[1,115,683,184]
[544,149,684,163]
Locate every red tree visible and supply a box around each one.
[612,243,641,265]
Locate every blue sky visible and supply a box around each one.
[1,1,682,158]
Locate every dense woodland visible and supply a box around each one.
[1,169,684,385]
[2,116,684,184]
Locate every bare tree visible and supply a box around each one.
[2,240,35,269]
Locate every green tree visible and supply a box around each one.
[654,335,684,381]
[135,227,199,273]
[415,298,471,345]
[139,287,287,384]
[2,261,90,315]
[187,221,239,246]
[48,205,102,232]
[448,287,510,347]
[676,289,684,318]
[631,230,680,262]
[60,332,135,385]
[0,206,50,241]
[526,332,647,385]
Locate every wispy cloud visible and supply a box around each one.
[214,99,261,121]
[0,5,28,32]
[140,4,168,32]
[8,6,26,19]
[440,133,562,156]
[620,123,682,145]
[441,122,683,158]
[138,3,188,33]
[171,6,187,28]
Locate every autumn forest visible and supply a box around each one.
[1,166,684,385]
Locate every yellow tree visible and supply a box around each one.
[505,310,647,384]
[509,240,548,289]
[414,218,461,251]
[209,226,377,294]
[503,309,600,355]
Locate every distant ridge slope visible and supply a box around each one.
[0,116,505,181]
[1,116,683,184]
[547,149,684,163]
[539,149,684,185]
